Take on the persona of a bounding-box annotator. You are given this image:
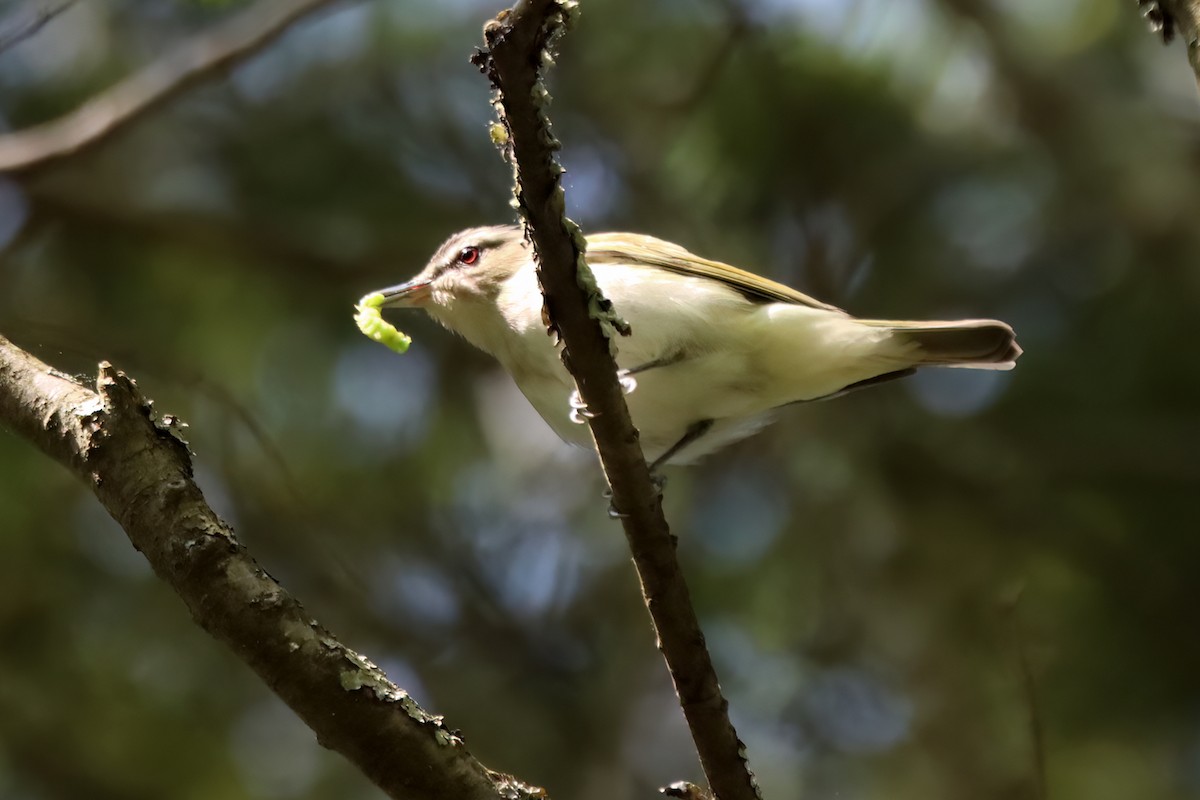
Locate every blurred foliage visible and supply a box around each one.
[2,0,1200,798]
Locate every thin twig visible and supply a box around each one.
[657,0,750,113]
[0,0,347,176]
[0,0,78,55]
[0,333,548,800]
[472,3,761,799]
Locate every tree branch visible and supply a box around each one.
[0,333,547,800]
[471,3,760,799]
[0,0,77,55]
[0,0,346,177]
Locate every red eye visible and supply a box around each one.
[458,246,480,265]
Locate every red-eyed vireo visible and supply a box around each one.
[373,225,1020,467]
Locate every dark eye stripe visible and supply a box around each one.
[428,245,482,281]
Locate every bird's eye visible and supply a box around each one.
[457,246,481,266]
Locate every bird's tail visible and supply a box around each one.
[862,319,1021,370]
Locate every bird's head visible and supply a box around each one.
[378,225,527,314]
[373,225,533,356]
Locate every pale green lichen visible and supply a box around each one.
[488,0,629,350]
[563,217,631,340]
[338,648,403,701]
[337,646,464,747]
[354,292,411,354]
[492,773,551,800]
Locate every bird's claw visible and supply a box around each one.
[606,502,629,519]
[568,388,595,424]
[601,487,629,519]
[602,470,666,519]
[568,371,637,424]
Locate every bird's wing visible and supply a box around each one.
[585,232,845,312]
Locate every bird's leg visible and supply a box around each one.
[603,487,627,519]
[648,419,714,473]
[568,351,685,424]
[568,350,701,517]
[604,471,672,519]
[607,420,713,517]
[618,351,686,386]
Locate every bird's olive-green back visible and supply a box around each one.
[585,232,844,312]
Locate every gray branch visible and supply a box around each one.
[0,333,547,800]
[0,0,346,176]
[0,0,78,56]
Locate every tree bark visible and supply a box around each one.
[0,334,547,800]
[473,3,760,799]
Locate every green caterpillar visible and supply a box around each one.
[354,292,411,354]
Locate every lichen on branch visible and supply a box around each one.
[470,3,761,799]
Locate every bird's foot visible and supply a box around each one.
[602,471,666,519]
[601,487,628,519]
[568,389,594,424]
[568,371,638,424]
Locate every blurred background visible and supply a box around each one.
[2,0,1199,797]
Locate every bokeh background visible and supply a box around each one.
[2,0,1200,797]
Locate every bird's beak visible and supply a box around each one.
[377,279,432,308]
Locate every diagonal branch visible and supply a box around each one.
[0,0,346,177]
[472,3,760,799]
[0,333,547,800]
[0,0,78,55]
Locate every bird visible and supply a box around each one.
[372,225,1020,467]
